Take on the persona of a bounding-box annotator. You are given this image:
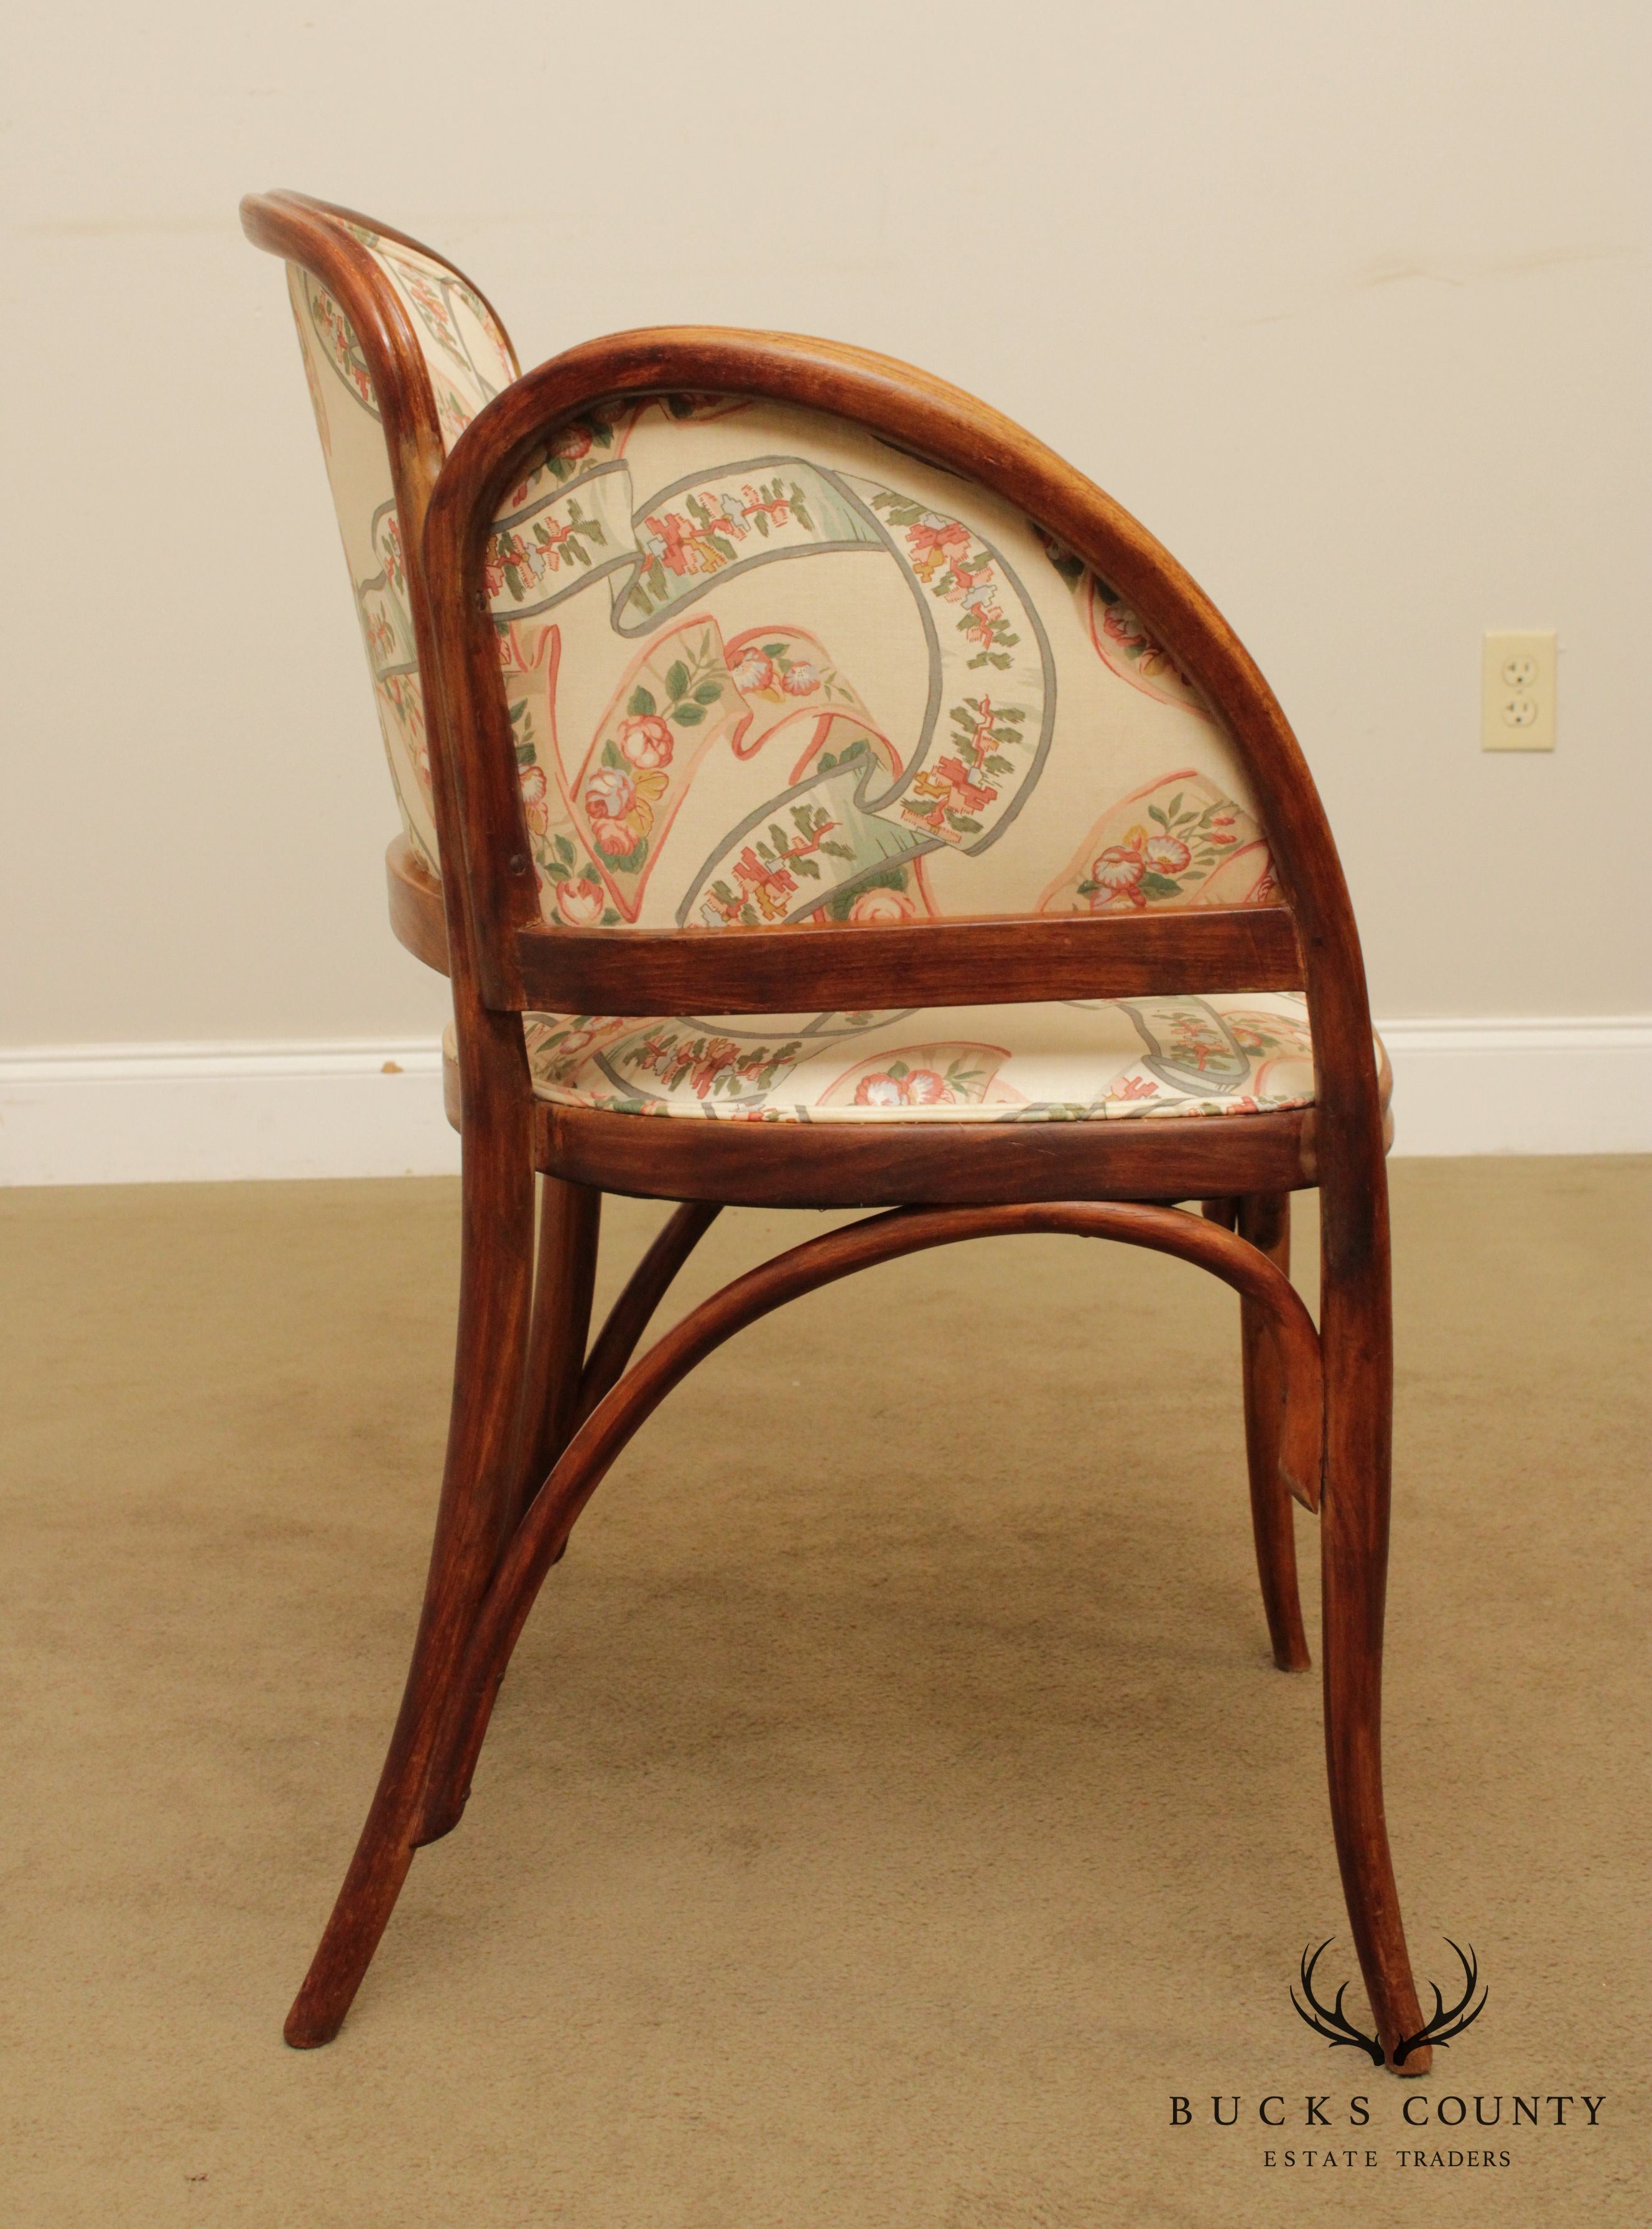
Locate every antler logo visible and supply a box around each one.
[1291,1939,1488,2067]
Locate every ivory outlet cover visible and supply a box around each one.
[1482,630,1556,752]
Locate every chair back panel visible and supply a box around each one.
[284,219,516,873]
[486,399,1278,935]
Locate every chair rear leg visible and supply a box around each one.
[506,1177,602,1542]
[283,1107,536,2049]
[1237,1193,1311,1671]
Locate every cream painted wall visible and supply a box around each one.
[4,0,1647,1050]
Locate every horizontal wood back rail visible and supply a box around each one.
[426,1199,1324,1825]
[512,905,1303,1018]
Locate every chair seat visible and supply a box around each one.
[443,992,1387,1125]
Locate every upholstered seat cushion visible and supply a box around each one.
[444,992,1386,1125]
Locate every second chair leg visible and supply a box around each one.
[1237,1193,1311,1672]
[1320,1391,1431,2072]
[505,1178,602,1540]
[283,1084,538,2050]
[415,1175,601,1845]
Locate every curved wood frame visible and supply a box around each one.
[419,1201,1324,1851]
[574,1202,723,1426]
[244,195,1427,2073]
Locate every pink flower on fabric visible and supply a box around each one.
[553,877,604,926]
[905,519,970,584]
[730,648,775,693]
[930,755,996,815]
[1143,835,1190,875]
[777,661,820,696]
[585,766,644,855]
[617,714,674,769]
[1102,600,1148,647]
[585,767,635,819]
[1090,846,1145,893]
[853,1066,951,1107]
[519,764,550,834]
[848,886,916,923]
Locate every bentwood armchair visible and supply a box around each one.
[243,190,1431,2070]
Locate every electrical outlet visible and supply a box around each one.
[1482,630,1556,751]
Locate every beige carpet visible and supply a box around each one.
[2,1160,1645,2227]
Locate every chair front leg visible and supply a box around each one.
[1237,1193,1311,1671]
[415,1174,601,1847]
[284,1043,537,2049]
[1319,1260,1430,2074]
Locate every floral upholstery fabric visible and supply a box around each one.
[490,399,1277,933]
[442,993,1383,1125]
[283,227,1327,1135]
[285,226,517,873]
[470,401,1321,1129]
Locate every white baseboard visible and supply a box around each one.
[1377,1015,1651,1156]
[0,1017,1646,1185]
[0,1040,458,1186]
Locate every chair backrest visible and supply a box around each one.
[243,207,1380,1173]
[420,331,1374,1115]
[483,394,1279,942]
[242,191,516,877]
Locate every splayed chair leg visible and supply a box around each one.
[283,1044,536,2050]
[426,1201,727,1838]
[414,1176,602,1849]
[295,1201,1324,2042]
[1237,1193,1311,1671]
[1319,1262,1430,2075]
